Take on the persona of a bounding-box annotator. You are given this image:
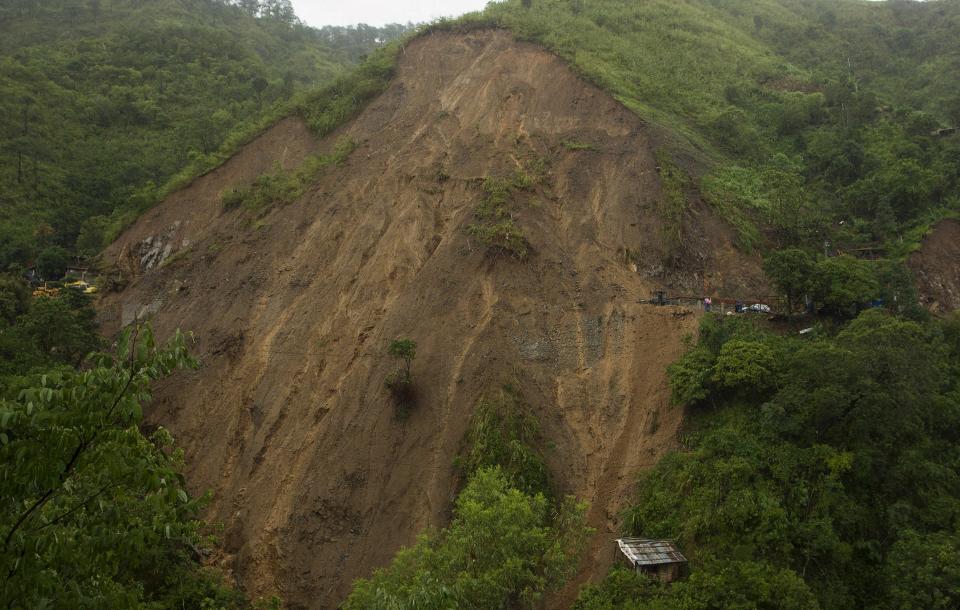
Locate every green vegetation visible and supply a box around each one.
[0,318,249,607]
[655,151,689,249]
[0,0,409,273]
[343,467,588,610]
[434,0,960,256]
[0,281,101,382]
[221,137,356,212]
[384,337,417,411]
[562,139,596,151]
[0,271,260,606]
[344,386,590,607]
[467,171,542,260]
[579,309,960,609]
[456,385,551,498]
[763,249,918,319]
[764,247,816,315]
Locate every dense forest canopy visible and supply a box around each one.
[0,0,409,275]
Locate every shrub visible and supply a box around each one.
[466,220,529,260]
[384,338,416,411]
[220,188,246,210]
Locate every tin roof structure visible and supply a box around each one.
[616,538,686,566]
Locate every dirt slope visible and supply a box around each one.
[909,218,960,314]
[98,30,764,608]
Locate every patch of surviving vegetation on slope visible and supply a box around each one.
[343,385,591,609]
[466,156,549,261]
[220,138,356,214]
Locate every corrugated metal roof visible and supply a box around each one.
[616,538,686,566]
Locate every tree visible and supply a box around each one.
[459,387,551,497]
[884,530,960,610]
[762,158,816,246]
[0,325,243,607]
[343,467,588,610]
[388,338,415,380]
[712,339,778,393]
[262,0,295,24]
[75,215,110,257]
[15,294,101,366]
[0,274,30,326]
[384,338,416,409]
[764,248,815,315]
[236,0,261,17]
[251,75,268,111]
[36,246,70,281]
[810,255,879,316]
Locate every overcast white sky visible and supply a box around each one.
[291,0,492,27]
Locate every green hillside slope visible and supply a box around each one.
[463,0,960,254]
[0,0,407,272]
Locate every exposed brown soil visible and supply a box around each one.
[909,218,960,315]
[98,30,765,609]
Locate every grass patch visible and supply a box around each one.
[466,220,529,260]
[655,150,690,250]
[701,167,765,253]
[561,139,596,151]
[158,246,193,269]
[220,138,356,213]
[467,170,537,260]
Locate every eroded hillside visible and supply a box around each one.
[910,219,960,315]
[98,30,765,608]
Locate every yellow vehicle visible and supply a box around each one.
[31,283,61,298]
[65,280,98,294]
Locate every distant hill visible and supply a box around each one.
[0,0,409,272]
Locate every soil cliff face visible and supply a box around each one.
[98,31,764,608]
[910,218,960,315]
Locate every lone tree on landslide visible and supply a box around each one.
[385,338,416,410]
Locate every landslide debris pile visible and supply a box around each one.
[98,31,764,608]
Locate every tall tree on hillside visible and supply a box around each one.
[262,0,295,24]
[16,95,34,185]
[236,0,260,17]
[251,75,268,111]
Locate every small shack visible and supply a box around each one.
[615,538,687,583]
